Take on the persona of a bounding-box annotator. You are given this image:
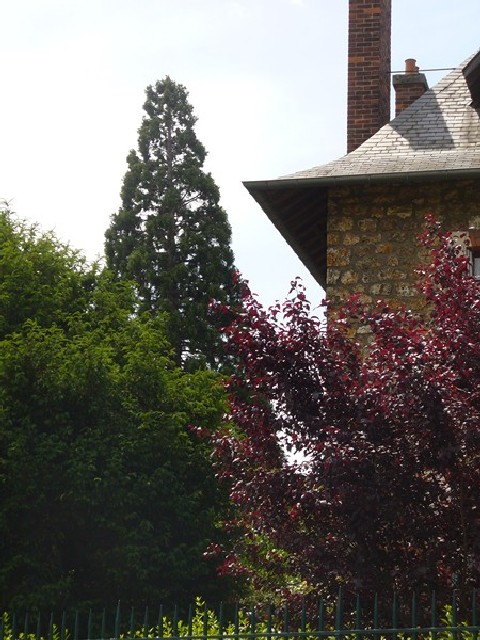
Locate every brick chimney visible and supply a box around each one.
[392,59,429,116]
[347,0,392,153]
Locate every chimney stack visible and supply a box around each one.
[347,0,392,153]
[392,59,429,116]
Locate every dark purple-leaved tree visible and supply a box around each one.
[209,218,480,608]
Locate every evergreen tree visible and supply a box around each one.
[105,77,237,369]
[0,208,236,609]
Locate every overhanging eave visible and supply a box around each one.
[244,167,480,290]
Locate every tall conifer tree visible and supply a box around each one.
[105,77,237,368]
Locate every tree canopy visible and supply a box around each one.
[0,209,233,609]
[105,77,238,369]
[209,218,480,608]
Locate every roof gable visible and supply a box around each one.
[464,52,480,108]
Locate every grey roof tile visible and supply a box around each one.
[281,51,480,181]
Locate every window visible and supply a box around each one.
[451,230,480,279]
[471,249,480,279]
[468,229,480,279]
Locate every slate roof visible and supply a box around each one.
[244,51,480,288]
[279,51,480,182]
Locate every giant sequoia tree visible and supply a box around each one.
[209,218,480,607]
[105,77,237,369]
[0,209,233,609]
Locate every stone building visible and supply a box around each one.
[245,0,480,322]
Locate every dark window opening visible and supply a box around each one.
[471,249,480,279]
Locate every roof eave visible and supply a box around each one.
[245,181,328,288]
[244,166,480,193]
[245,167,480,290]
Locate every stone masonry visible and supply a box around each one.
[326,179,480,318]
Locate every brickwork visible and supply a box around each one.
[393,72,429,116]
[326,179,480,329]
[347,0,392,153]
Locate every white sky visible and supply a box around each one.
[1,1,479,308]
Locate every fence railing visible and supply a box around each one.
[2,590,480,640]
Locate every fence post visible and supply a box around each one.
[473,589,478,640]
[203,602,208,640]
[234,603,239,640]
[24,612,29,640]
[143,606,150,639]
[187,604,193,639]
[249,606,256,640]
[267,604,272,640]
[157,605,164,640]
[129,607,135,640]
[335,587,344,640]
[36,612,41,640]
[101,608,106,640]
[452,592,458,640]
[317,599,324,638]
[430,591,437,640]
[391,592,398,640]
[219,603,224,640]
[115,602,121,640]
[61,611,67,640]
[354,594,361,640]
[87,609,93,640]
[411,593,417,640]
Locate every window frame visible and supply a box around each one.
[468,229,480,280]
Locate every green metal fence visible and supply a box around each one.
[2,590,480,640]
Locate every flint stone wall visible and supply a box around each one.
[326,178,480,322]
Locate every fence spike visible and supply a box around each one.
[452,591,458,640]
[267,604,272,637]
[335,586,344,632]
[473,589,479,640]
[24,612,29,640]
[203,601,208,640]
[392,592,398,640]
[87,610,93,640]
[373,593,379,632]
[431,590,437,639]
[172,605,178,638]
[129,607,135,640]
[473,589,478,627]
[143,606,150,638]
[249,606,256,638]
[101,608,106,640]
[61,611,67,640]
[283,603,289,634]
[157,605,164,639]
[36,613,41,640]
[355,594,361,640]
[234,603,239,640]
[411,593,417,640]
[187,604,193,639]
[74,611,79,640]
[115,601,121,640]
[317,599,324,633]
